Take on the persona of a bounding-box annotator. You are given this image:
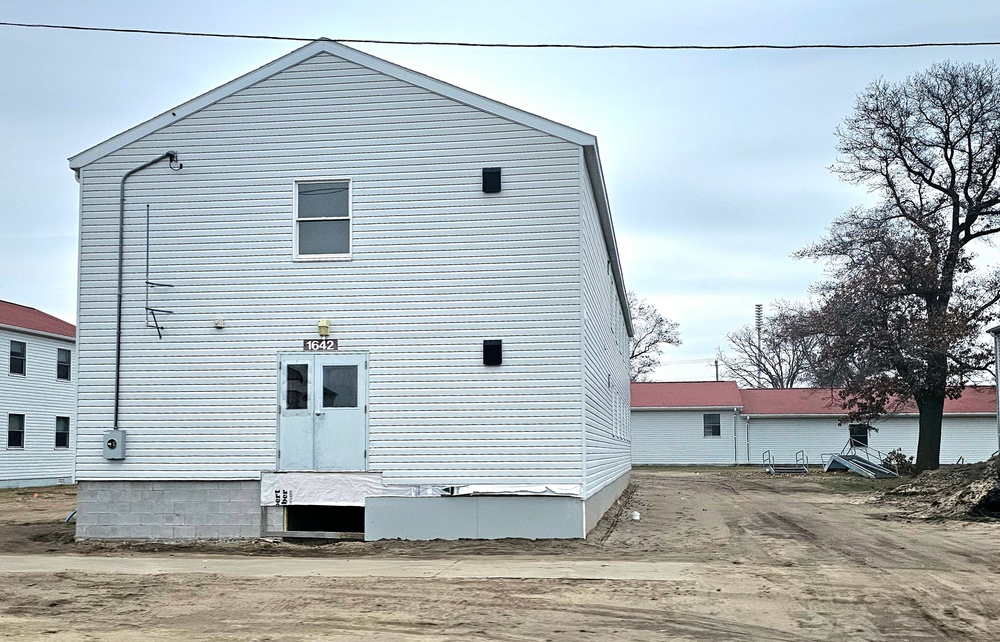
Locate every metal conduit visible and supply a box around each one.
[113,151,181,428]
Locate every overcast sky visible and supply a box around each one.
[2,1,1000,380]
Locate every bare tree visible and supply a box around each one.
[628,291,681,381]
[717,313,816,388]
[790,61,1000,471]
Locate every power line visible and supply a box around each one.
[4,21,1000,51]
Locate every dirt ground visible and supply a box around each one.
[1,467,998,641]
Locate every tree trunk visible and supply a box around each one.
[914,394,944,472]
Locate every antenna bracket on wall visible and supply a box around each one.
[144,203,174,339]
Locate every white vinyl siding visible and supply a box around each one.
[580,157,630,497]
[745,417,844,466]
[743,414,994,466]
[0,327,76,486]
[632,405,996,466]
[631,409,740,465]
[75,52,587,485]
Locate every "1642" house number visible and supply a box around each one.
[303,339,339,351]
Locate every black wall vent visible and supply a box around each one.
[483,339,503,365]
[482,167,502,193]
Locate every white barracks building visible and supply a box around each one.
[70,40,632,541]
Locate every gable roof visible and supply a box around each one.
[68,39,631,335]
[632,382,997,416]
[631,381,742,409]
[739,388,846,416]
[739,386,997,416]
[0,300,75,340]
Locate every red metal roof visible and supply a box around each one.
[737,386,997,415]
[632,382,997,415]
[739,388,848,415]
[0,300,75,339]
[631,381,742,408]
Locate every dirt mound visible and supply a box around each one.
[881,456,1000,519]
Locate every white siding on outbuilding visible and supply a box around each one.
[744,416,842,466]
[746,415,998,466]
[0,327,75,487]
[632,408,742,465]
[632,409,998,467]
[73,49,617,489]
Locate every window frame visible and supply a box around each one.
[7,413,25,449]
[55,416,70,449]
[703,413,722,438]
[9,340,26,376]
[293,178,353,261]
[57,348,71,381]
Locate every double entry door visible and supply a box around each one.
[277,352,368,471]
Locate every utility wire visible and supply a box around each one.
[3,21,1000,51]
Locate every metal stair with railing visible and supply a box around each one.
[762,449,810,475]
[821,439,899,479]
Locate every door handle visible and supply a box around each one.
[315,411,324,416]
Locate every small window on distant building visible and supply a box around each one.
[55,416,70,449]
[7,414,24,449]
[849,424,870,448]
[57,348,71,381]
[9,340,26,375]
[703,413,721,438]
[295,180,351,258]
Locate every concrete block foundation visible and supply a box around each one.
[76,480,262,540]
[75,471,630,541]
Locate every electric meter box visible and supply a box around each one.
[103,429,126,460]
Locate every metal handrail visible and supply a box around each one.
[762,449,773,472]
[840,439,898,476]
[795,450,809,468]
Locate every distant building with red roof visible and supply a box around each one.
[631,381,997,466]
[1,301,76,488]
[0,300,76,340]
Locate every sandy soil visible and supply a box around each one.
[1,468,998,640]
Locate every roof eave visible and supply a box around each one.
[583,144,632,336]
[633,405,743,411]
[0,323,76,343]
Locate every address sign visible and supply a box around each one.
[303,339,339,351]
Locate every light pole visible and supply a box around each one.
[989,325,1000,477]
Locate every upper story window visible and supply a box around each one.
[295,180,351,259]
[9,340,25,376]
[703,413,722,438]
[57,348,71,381]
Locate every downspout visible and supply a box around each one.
[114,151,181,429]
[733,407,739,465]
[989,324,1000,478]
[745,415,752,465]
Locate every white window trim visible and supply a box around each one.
[9,340,26,377]
[55,416,70,450]
[292,178,353,262]
[56,348,72,381]
[7,413,25,450]
[702,413,722,439]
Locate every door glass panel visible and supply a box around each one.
[323,366,358,407]
[286,364,309,409]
